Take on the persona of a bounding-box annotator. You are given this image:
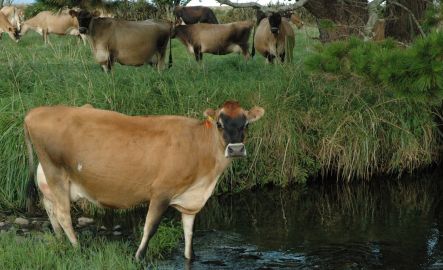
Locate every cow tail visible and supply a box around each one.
[24,123,38,214]
[251,24,256,58]
[168,26,173,69]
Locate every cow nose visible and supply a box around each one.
[225,143,247,158]
[79,27,88,34]
[271,27,279,34]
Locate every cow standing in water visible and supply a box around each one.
[73,10,172,72]
[24,101,264,260]
[172,21,254,62]
[20,10,86,45]
[173,6,219,24]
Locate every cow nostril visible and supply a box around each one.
[228,147,234,153]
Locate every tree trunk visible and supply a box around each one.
[385,0,429,42]
[304,0,369,42]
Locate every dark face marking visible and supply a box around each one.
[219,113,248,145]
[76,10,93,34]
[268,12,282,34]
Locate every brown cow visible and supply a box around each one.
[20,10,86,45]
[74,10,172,72]
[0,11,19,42]
[0,6,25,31]
[253,12,296,63]
[173,6,218,24]
[24,101,264,260]
[173,21,254,62]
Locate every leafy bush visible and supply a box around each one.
[305,32,443,105]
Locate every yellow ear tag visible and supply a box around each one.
[205,116,214,129]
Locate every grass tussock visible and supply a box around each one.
[0,27,440,210]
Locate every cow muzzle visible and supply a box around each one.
[271,27,279,34]
[225,143,247,158]
[79,27,88,34]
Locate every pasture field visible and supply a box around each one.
[0,27,439,210]
[0,25,440,266]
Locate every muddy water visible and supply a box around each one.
[156,172,443,269]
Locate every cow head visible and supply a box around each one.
[204,101,265,158]
[70,10,99,34]
[5,26,20,42]
[268,12,282,34]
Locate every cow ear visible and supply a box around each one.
[246,107,265,123]
[68,10,78,17]
[203,108,216,119]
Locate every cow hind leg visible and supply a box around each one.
[135,198,169,260]
[36,164,62,236]
[43,166,78,246]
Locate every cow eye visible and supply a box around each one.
[217,121,223,129]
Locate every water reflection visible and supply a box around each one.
[178,173,443,269]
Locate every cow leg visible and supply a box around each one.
[266,53,275,64]
[193,46,203,62]
[240,44,250,61]
[135,198,169,260]
[80,34,87,45]
[42,165,78,246]
[51,180,78,246]
[42,29,48,45]
[43,197,62,236]
[280,52,286,63]
[36,164,62,236]
[182,213,196,260]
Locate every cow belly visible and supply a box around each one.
[170,175,219,215]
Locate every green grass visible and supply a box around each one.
[0,218,182,269]
[0,26,440,211]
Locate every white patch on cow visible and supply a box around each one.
[187,44,194,54]
[65,27,80,36]
[227,44,242,53]
[35,27,43,35]
[70,182,99,205]
[77,163,83,172]
[170,174,220,214]
[94,48,110,63]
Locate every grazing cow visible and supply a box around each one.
[173,21,254,62]
[73,10,172,72]
[20,10,86,45]
[24,101,265,260]
[0,6,25,31]
[173,6,218,25]
[0,11,19,42]
[253,12,296,63]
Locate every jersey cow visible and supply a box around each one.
[73,10,172,72]
[173,21,254,62]
[0,6,24,31]
[0,11,19,42]
[253,12,297,63]
[20,10,86,45]
[173,6,218,24]
[24,101,264,260]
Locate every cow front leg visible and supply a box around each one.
[135,198,169,260]
[182,213,196,260]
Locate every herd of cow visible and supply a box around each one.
[1,5,304,71]
[1,4,304,262]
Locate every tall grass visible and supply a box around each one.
[0,27,439,209]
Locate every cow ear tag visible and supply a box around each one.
[205,116,214,129]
